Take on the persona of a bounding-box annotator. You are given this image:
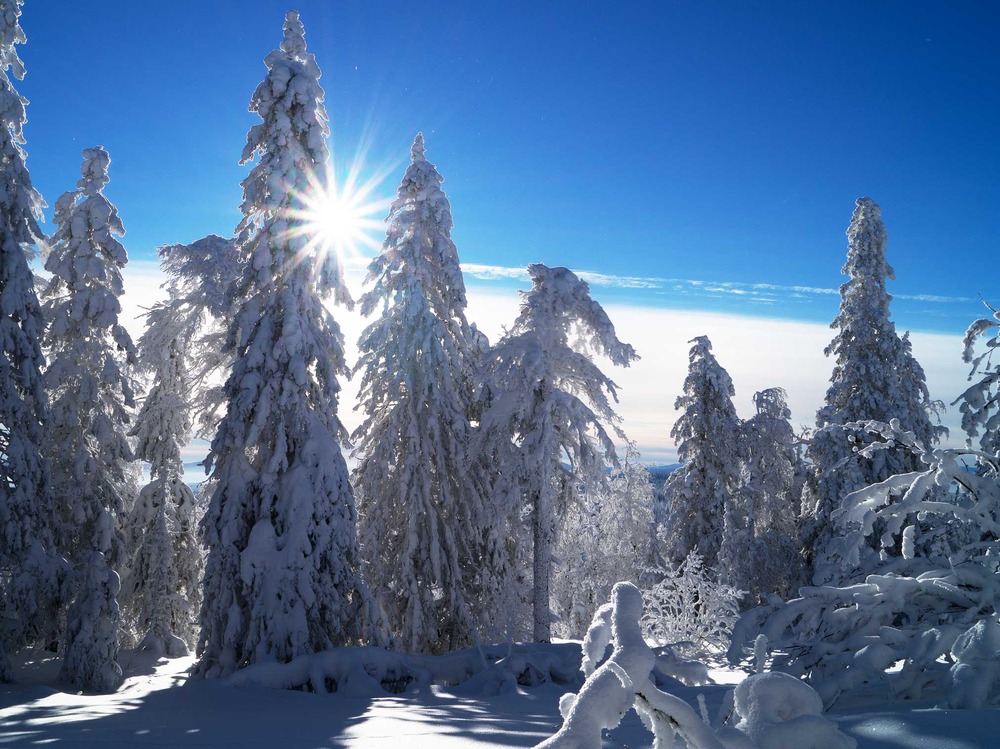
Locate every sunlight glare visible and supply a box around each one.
[293,164,390,265]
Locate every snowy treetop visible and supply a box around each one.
[518,264,637,368]
[360,133,467,321]
[157,234,239,317]
[47,147,127,284]
[78,146,112,194]
[237,10,349,306]
[244,9,328,173]
[0,0,42,245]
[753,386,791,420]
[841,196,894,284]
[278,10,318,76]
[411,131,426,161]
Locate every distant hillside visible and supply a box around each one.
[647,464,681,486]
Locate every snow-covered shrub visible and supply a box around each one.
[539,582,724,749]
[946,617,1000,709]
[728,671,856,749]
[641,550,745,654]
[224,641,581,697]
[552,444,654,639]
[732,417,1000,708]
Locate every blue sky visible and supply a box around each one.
[16,2,999,460]
[18,1,998,336]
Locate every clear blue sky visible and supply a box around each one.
[18,1,999,334]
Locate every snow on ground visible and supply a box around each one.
[2,652,999,748]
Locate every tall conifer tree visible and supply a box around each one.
[803,197,943,581]
[480,264,637,642]
[660,336,742,570]
[721,387,804,604]
[352,134,486,653]
[197,12,378,678]
[0,0,65,680]
[42,147,137,692]
[123,301,202,655]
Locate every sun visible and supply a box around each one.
[293,164,391,263]
[311,191,367,255]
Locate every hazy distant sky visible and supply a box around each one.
[19,1,999,460]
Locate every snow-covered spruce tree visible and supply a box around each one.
[197,12,380,678]
[122,300,202,656]
[802,197,943,582]
[659,336,742,571]
[352,134,490,654]
[120,234,240,657]
[479,264,637,642]
[721,387,805,605]
[551,443,654,639]
[0,0,67,680]
[42,147,137,692]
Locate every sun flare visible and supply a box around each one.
[292,165,390,263]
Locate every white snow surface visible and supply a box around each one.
[2,649,1000,748]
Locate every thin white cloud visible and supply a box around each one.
[750,282,839,296]
[458,262,975,307]
[120,261,973,467]
[896,293,973,303]
[572,270,665,290]
[461,263,529,282]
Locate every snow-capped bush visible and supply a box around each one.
[641,550,745,654]
[731,417,1000,708]
[539,582,723,749]
[224,641,581,697]
[946,617,1000,709]
[552,443,654,639]
[728,671,856,749]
